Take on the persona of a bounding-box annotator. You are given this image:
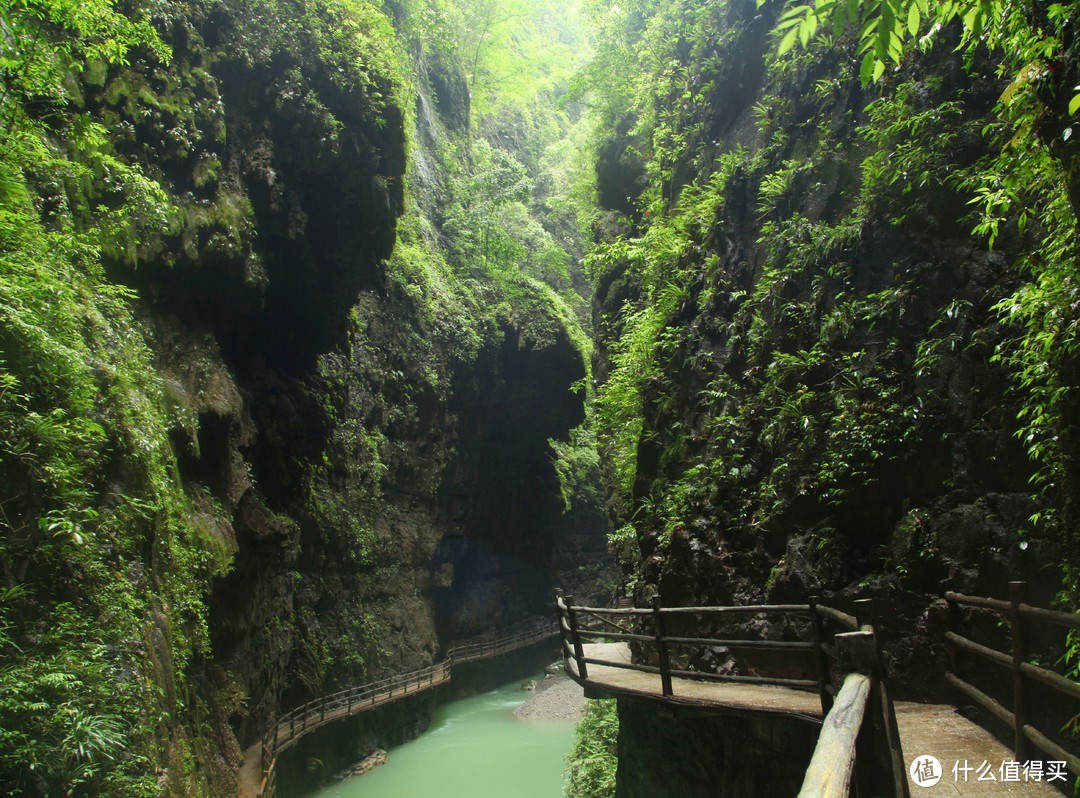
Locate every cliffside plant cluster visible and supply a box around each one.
[563,0,1080,794]
[580,0,1078,675]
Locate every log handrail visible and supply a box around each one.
[254,618,559,797]
[945,581,1080,773]
[798,671,871,797]
[798,628,908,798]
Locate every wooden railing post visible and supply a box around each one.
[853,597,874,631]
[836,624,909,798]
[565,594,589,681]
[1010,580,1032,763]
[652,595,673,697]
[555,588,567,664]
[945,592,960,677]
[809,596,833,715]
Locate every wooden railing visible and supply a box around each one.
[557,589,853,703]
[945,581,1080,773]
[799,613,908,798]
[556,591,907,797]
[254,619,559,797]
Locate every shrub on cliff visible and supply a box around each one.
[564,698,618,798]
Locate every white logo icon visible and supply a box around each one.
[910,755,942,787]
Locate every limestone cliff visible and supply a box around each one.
[589,0,1064,698]
[0,0,611,794]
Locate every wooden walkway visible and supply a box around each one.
[239,620,558,798]
[572,642,823,721]
[573,644,1064,796]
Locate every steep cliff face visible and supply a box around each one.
[0,0,611,794]
[589,0,1062,697]
[144,0,603,771]
[613,699,817,798]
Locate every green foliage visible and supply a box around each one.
[0,601,152,796]
[582,0,1054,593]
[550,424,602,513]
[591,150,743,509]
[564,699,618,798]
[0,161,223,793]
[443,139,539,276]
[771,0,1080,597]
[0,0,253,793]
[456,0,590,118]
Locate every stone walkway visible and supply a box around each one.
[237,742,261,798]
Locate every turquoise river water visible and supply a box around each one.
[308,679,576,798]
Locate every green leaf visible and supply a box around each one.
[873,58,886,82]
[777,12,807,31]
[962,6,981,41]
[860,51,875,85]
[778,26,800,56]
[1069,92,1080,117]
[907,3,920,36]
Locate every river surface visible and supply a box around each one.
[308,679,575,798]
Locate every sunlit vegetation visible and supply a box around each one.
[564,698,618,798]
[1,0,601,791]
[577,0,1078,597]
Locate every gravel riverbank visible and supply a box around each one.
[513,675,586,721]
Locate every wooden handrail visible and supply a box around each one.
[945,580,1080,773]
[798,671,871,797]
[557,594,906,798]
[558,594,843,702]
[254,619,559,797]
[1018,602,1080,630]
[661,603,812,615]
[812,604,858,631]
[798,628,907,798]
[945,590,1011,613]
[557,583,1077,795]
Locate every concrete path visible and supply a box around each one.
[896,703,1065,796]
[237,742,261,798]
[571,642,823,720]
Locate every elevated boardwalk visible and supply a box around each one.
[573,643,1062,796]
[574,642,822,721]
[557,587,1078,797]
[239,620,559,798]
